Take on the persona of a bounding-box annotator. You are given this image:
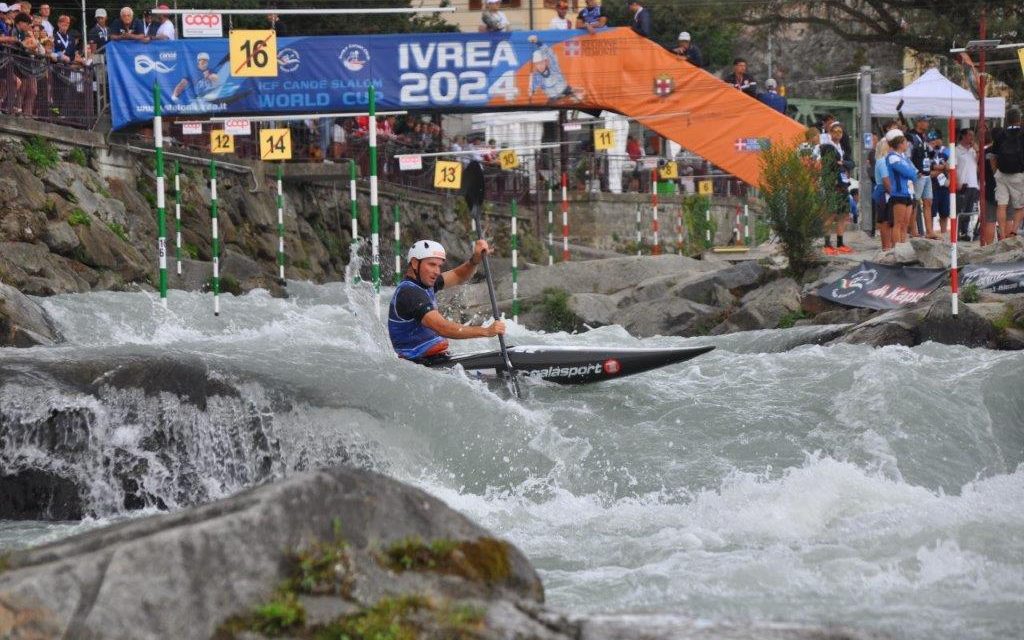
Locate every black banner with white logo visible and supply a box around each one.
[818,261,946,310]
[960,262,1024,294]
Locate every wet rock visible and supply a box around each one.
[917,291,997,348]
[833,306,920,347]
[711,277,802,334]
[0,469,82,520]
[615,297,723,337]
[0,283,62,347]
[568,293,618,327]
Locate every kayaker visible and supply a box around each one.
[388,239,505,364]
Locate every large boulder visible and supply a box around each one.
[568,292,619,327]
[613,297,723,337]
[72,218,149,283]
[711,277,802,334]
[0,467,543,640]
[0,241,93,295]
[960,235,1024,265]
[0,283,62,347]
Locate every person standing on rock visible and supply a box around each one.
[388,240,505,364]
[885,132,918,245]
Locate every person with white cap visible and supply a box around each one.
[109,5,147,42]
[670,31,702,67]
[86,7,109,53]
[387,239,505,364]
[527,34,582,104]
[873,127,904,250]
[758,78,787,114]
[0,4,20,43]
[479,0,509,33]
[171,51,220,102]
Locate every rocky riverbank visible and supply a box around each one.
[0,466,872,640]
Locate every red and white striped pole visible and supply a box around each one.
[651,169,661,255]
[561,171,570,262]
[948,115,959,316]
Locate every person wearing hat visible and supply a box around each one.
[86,7,109,52]
[815,121,856,254]
[627,0,651,39]
[171,51,220,102]
[575,0,607,34]
[388,239,504,364]
[152,4,175,40]
[671,31,702,67]
[872,127,904,251]
[759,78,787,114]
[479,0,509,33]
[927,131,952,237]
[109,6,146,42]
[549,1,571,30]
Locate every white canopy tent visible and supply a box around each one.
[870,68,1005,119]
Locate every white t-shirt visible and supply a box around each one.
[956,144,979,190]
[481,9,510,32]
[41,19,53,37]
[156,20,176,40]
[549,15,572,30]
[333,124,345,144]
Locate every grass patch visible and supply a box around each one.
[183,242,200,260]
[252,593,306,635]
[107,222,129,242]
[67,147,88,167]
[380,536,512,586]
[538,287,581,333]
[284,519,353,596]
[23,135,59,170]
[293,259,312,271]
[961,283,980,304]
[67,209,91,227]
[314,595,485,640]
[777,309,809,329]
[0,553,10,573]
[992,305,1024,333]
[209,274,243,296]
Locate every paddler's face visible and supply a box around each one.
[415,257,444,286]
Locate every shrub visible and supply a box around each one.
[67,147,88,167]
[759,140,828,279]
[682,194,716,255]
[107,222,128,242]
[67,209,91,227]
[961,283,980,304]
[23,136,59,170]
[539,287,581,333]
[777,309,808,329]
[183,242,199,260]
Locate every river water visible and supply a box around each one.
[1,282,1022,640]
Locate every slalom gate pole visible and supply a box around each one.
[650,169,661,255]
[676,205,684,253]
[546,178,554,265]
[153,82,167,307]
[949,114,959,316]
[733,205,742,244]
[393,203,401,286]
[511,200,519,323]
[210,160,220,317]
[561,171,569,261]
[369,85,381,318]
[635,203,642,255]
[705,195,712,249]
[744,203,751,246]
[276,163,285,282]
[349,159,360,283]
[174,161,181,276]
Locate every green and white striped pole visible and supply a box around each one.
[511,201,519,323]
[546,178,554,266]
[393,203,401,286]
[174,160,182,276]
[676,205,684,254]
[743,203,751,246]
[153,82,167,307]
[369,85,381,317]
[349,159,359,283]
[210,160,220,317]
[635,203,642,256]
[276,163,285,282]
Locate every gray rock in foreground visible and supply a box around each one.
[0,467,878,640]
[0,283,62,347]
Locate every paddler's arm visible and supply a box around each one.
[421,310,505,339]
[441,239,488,287]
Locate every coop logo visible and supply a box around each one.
[183,13,221,27]
[602,359,621,375]
[278,47,300,73]
[832,268,878,299]
[159,51,177,62]
[134,54,176,74]
[525,363,603,378]
[339,44,370,72]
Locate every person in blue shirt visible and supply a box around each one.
[873,128,903,251]
[388,239,505,364]
[575,0,607,33]
[928,132,952,238]
[109,6,147,42]
[886,133,918,244]
[759,78,787,114]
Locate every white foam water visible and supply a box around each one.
[0,283,1021,640]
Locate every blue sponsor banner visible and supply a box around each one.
[106,32,578,130]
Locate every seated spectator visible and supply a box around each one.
[86,8,108,53]
[479,0,509,33]
[576,0,607,34]
[758,78,786,114]
[671,32,702,67]
[109,6,147,42]
[549,1,571,29]
[153,5,175,40]
[626,0,651,39]
[723,58,757,97]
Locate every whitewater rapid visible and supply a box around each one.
[1,281,1022,640]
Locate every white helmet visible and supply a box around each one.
[407,240,446,262]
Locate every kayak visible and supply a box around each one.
[427,344,715,385]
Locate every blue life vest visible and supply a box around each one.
[886,151,918,199]
[388,279,448,360]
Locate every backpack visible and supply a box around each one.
[996,127,1024,174]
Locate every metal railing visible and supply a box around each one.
[0,45,98,129]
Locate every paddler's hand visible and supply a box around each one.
[484,319,506,337]
[471,239,489,266]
